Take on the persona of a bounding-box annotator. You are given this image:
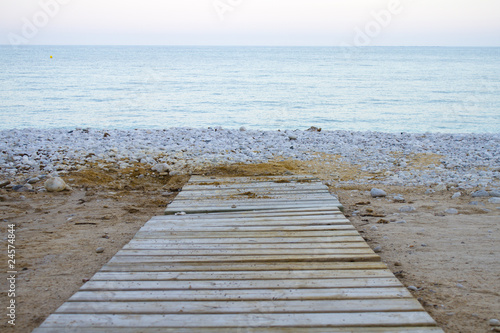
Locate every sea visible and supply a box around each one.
[1,46,499,133]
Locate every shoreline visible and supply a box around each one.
[1,128,499,189]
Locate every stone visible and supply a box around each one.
[488,197,500,204]
[288,135,297,140]
[44,177,68,192]
[393,195,405,203]
[370,188,387,198]
[239,126,246,132]
[13,185,31,192]
[489,190,500,197]
[399,206,416,213]
[407,286,419,291]
[444,208,458,215]
[27,177,40,184]
[434,184,447,191]
[95,247,104,253]
[373,246,382,253]
[425,189,435,195]
[471,189,490,197]
[152,163,170,173]
[369,225,378,231]
[451,192,461,199]
[490,319,500,326]
[0,180,11,188]
[395,220,407,224]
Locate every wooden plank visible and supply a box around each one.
[165,204,343,215]
[100,261,389,272]
[56,298,423,314]
[91,269,395,281]
[116,248,373,256]
[189,175,320,182]
[108,253,380,264]
[128,235,366,243]
[138,225,355,232]
[123,241,369,250]
[34,327,445,333]
[37,312,436,328]
[144,219,352,228]
[80,277,402,291]
[69,287,413,302]
[134,230,360,239]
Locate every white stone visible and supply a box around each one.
[445,208,458,215]
[451,192,461,199]
[370,188,387,198]
[488,197,500,204]
[44,177,67,192]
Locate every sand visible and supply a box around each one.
[1,159,499,332]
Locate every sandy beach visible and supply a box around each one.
[1,129,500,332]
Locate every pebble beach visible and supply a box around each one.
[1,127,499,190]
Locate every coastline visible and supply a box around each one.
[1,128,499,332]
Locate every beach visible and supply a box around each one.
[1,128,500,332]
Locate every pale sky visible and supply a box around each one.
[1,0,499,46]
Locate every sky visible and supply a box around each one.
[1,0,499,46]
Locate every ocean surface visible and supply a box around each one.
[1,46,499,133]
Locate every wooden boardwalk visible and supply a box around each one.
[34,175,443,332]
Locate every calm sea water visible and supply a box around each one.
[1,46,499,133]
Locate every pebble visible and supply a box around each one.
[369,225,378,231]
[370,188,387,198]
[161,191,174,197]
[490,319,500,326]
[175,211,186,215]
[456,283,465,289]
[0,180,11,188]
[288,135,297,140]
[489,190,500,197]
[44,177,68,192]
[152,163,170,173]
[488,197,500,204]
[373,246,382,253]
[394,220,407,224]
[469,201,484,206]
[27,177,40,184]
[407,286,419,291]
[399,206,416,213]
[13,184,31,192]
[444,208,458,215]
[471,189,490,197]
[434,184,447,191]
[239,126,246,132]
[95,247,104,253]
[451,192,461,199]
[393,195,405,203]
[425,189,435,194]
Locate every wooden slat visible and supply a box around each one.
[91,269,395,281]
[101,261,389,272]
[116,248,372,256]
[123,241,369,250]
[56,298,423,314]
[37,312,436,328]
[34,327,445,333]
[80,277,402,291]
[69,287,413,302]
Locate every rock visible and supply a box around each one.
[152,163,170,173]
[44,177,68,192]
[369,226,378,231]
[13,185,31,192]
[469,201,484,206]
[27,177,40,184]
[451,192,461,199]
[395,220,407,224]
[393,195,405,203]
[444,208,458,215]
[434,184,447,191]
[95,247,104,253]
[407,286,419,291]
[488,197,500,204]
[175,211,186,215]
[0,180,11,188]
[373,246,382,253]
[161,191,174,197]
[421,243,428,247]
[425,189,435,194]
[490,190,500,197]
[490,319,500,326]
[399,206,416,213]
[288,135,297,140]
[239,126,246,132]
[370,188,387,198]
[456,283,465,289]
[471,189,490,197]
[306,126,321,132]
